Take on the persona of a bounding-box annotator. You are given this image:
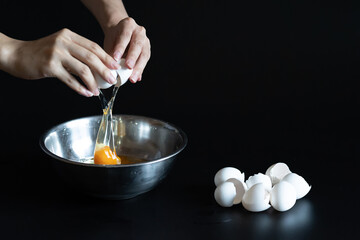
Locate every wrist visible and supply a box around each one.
[102,13,128,32]
[81,0,128,33]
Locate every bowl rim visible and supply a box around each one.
[39,114,188,168]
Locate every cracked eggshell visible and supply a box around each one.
[94,69,117,89]
[214,181,237,207]
[242,183,271,212]
[95,58,132,89]
[270,181,297,212]
[282,173,311,199]
[265,162,292,185]
[214,167,245,187]
[226,178,247,204]
[115,58,132,87]
[246,173,272,192]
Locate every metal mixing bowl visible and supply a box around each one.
[40,115,187,200]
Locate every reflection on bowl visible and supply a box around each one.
[40,115,187,200]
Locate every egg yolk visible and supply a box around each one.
[94,146,121,165]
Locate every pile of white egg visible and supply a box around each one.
[214,163,311,212]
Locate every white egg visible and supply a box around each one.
[270,181,297,211]
[95,58,132,89]
[226,178,247,204]
[246,173,272,192]
[214,167,245,187]
[242,183,271,212]
[214,181,237,207]
[265,162,292,185]
[282,173,311,199]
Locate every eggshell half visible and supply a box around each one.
[265,162,292,185]
[226,178,247,204]
[242,183,271,212]
[95,58,132,89]
[270,181,297,211]
[214,181,237,207]
[246,173,272,192]
[94,69,117,89]
[115,59,132,87]
[214,167,245,187]
[282,173,311,199]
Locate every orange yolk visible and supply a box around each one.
[94,146,121,165]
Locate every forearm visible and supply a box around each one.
[0,33,20,73]
[81,0,129,32]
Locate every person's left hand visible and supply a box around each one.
[103,17,151,83]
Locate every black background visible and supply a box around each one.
[0,0,359,239]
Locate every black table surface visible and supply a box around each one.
[0,99,359,240]
[1,0,360,239]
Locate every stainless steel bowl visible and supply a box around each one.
[40,115,187,200]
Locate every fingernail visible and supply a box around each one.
[108,72,117,84]
[93,88,100,96]
[83,89,94,97]
[138,75,142,81]
[111,61,120,69]
[130,72,139,83]
[114,51,122,62]
[126,59,135,69]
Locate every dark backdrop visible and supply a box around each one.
[1,0,359,162]
[0,0,359,239]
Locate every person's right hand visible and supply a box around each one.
[0,29,120,97]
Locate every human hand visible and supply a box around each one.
[103,17,151,83]
[0,29,120,97]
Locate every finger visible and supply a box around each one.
[62,55,99,96]
[69,31,120,69]
[129,51,150,83]
[111,27,133,62]
[67,44,117,87]
[55,66,95,97]
[125,32,146,70]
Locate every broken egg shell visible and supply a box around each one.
[282,173,311,199]
[226,178,247,204]
[265,162,292,186]
[245,173,272,192]
[214,181,237,207]
[214,167,245,187]
[115,59,132,87]
[94,69,117,89]
[95,58,132,89]
[270,181,297,212]
[242,183,271,212]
